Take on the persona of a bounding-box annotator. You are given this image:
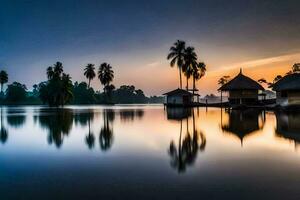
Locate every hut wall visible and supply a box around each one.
[276,91,287,105]
[288,91,300,105]
[229,90,258,99]
[167,95,183,105]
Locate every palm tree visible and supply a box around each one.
[47,67,54,80]
[167,40,186,89]
[192,62,206,96]
[183,46,197,91]
[53,62,63,77]
[84,63,96,88]
[218,75,230,105]
[0,70,8,94]
[61,73,73,105]
[98,63,114,93]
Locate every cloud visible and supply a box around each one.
[146,62,160,67]
[208,52,300,75]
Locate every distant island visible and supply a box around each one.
[0,62,164,106]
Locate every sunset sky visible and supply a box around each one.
[1,0,300,96]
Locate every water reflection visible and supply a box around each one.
[74,111,94,127]
[119,109,144,122]
[166,107,192,121]
[99,109,115,151]
[80,112,95,149]
[221,109,265,145]
[37,108,73,148]
[0,108,8,144]
[167,108,206,173]
[275,111,300,147]
[6,108,26,128]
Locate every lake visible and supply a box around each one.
[0,105,300,199]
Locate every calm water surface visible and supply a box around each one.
[0,105,300,199]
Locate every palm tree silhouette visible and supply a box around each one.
[84,63,96,88]
[47,66,54,79]
[0,70,8,94]
[192,62,206,96]
[218,75,230,104]
[167,40,186,89]
[61,73,73,105]
[98,63,114,93]
[53,62,63,77]
[183,46,197,91]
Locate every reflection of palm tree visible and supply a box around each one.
[168,109,206,173]
[38,109,73,148]
[85,116,95,149]
[6,108,26,128]
[99,110,114,151]
[0,108,7,144]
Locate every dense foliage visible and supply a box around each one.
[0,61,164,105]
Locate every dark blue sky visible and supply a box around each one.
[1,0,300,94]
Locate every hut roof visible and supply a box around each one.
[219,71,264,91]
[272,73,300,91]
[163,88,193,96]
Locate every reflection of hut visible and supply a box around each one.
[221,109,264,145]
[275,111,300,146]
[218,69,264,105]
[166,107,192,121]
[163,88,193,106]
[272,73,300,106]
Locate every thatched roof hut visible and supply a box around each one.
[273,73,300,106]
[219,70,264,91]
[218,69,264,105]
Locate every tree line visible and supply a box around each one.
[0,62,163,106]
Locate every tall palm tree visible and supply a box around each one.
[47,67,54,80]
[61,73,73,105]
[192,62,206,96]
[53,62,63,77]
[98,63,114,93]
[84,63,96,88]
[183,46,197,91]
[167,40,186,89]
[0,70,8,94]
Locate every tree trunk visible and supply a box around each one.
[88,79,91,88]
[192,76,195,97]
[179,69,182,89]
[186,76,189,91]
[220,91,223,107]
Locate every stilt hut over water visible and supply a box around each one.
[163,88,193,106]
[218,69,264,105]
[272,73,300,106]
